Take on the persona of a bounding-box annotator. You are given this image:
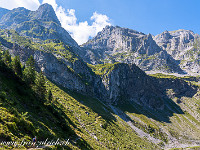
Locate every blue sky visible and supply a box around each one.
[0,0,200,44]
[51,0,200,35]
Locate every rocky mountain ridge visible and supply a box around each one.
[82,25,200,74]
[154,29,200,74]
[82,26,184,73]
[1,26,194,112]
[0,4,78,47]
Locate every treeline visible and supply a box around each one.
[0,49,53,102]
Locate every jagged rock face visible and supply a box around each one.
[85,26,143,52]
[82,26,200,74]
[152,77,197,100]
[154,30,196,60]
[0,36,85,91]
[100,63,197,109]
[84,25,161,56]
[82,26,183,73]
[100,63,164,109]
[154,30,200,74]
[0,4,78,47]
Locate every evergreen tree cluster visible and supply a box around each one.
[0,47,53,102]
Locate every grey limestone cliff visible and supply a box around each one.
[154,29,200,74]
[82,26,183,73]
[104,63,164,109]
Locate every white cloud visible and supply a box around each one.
[42,0,111,45]
[0,0,40,10]
[91,12,111,36]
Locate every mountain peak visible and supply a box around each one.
[32,3,61,26]
[38,3,54,11]
[94,25,145,40]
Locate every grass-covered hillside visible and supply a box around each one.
[0,52,159,149]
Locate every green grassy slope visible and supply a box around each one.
[120,74,200,149]
[0,62,158,149]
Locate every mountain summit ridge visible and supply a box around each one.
[0,3,78,47]
[82,25,184,73]
[81,25,200,74]
[31,3,61,26]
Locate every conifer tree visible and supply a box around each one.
[23,55,36,84]
[0,47,2,65]
[35,71,46,99]
[12,56,22,77]
[0,47,2,60]
[47,89,53,102]
[3,50,11,67]
[0,54,3,68]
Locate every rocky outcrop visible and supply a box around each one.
[82,26,183,73]
[104,63,164,109]
[30,3,61,26]
[83,25,161,57]
[0,7,30,27]
[154,30,200,74]
[151,76,197,100]
[99,63,197,109]
[154,30,196,59]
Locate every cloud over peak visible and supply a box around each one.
[58,9,111,45]
[42,0,111,44]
